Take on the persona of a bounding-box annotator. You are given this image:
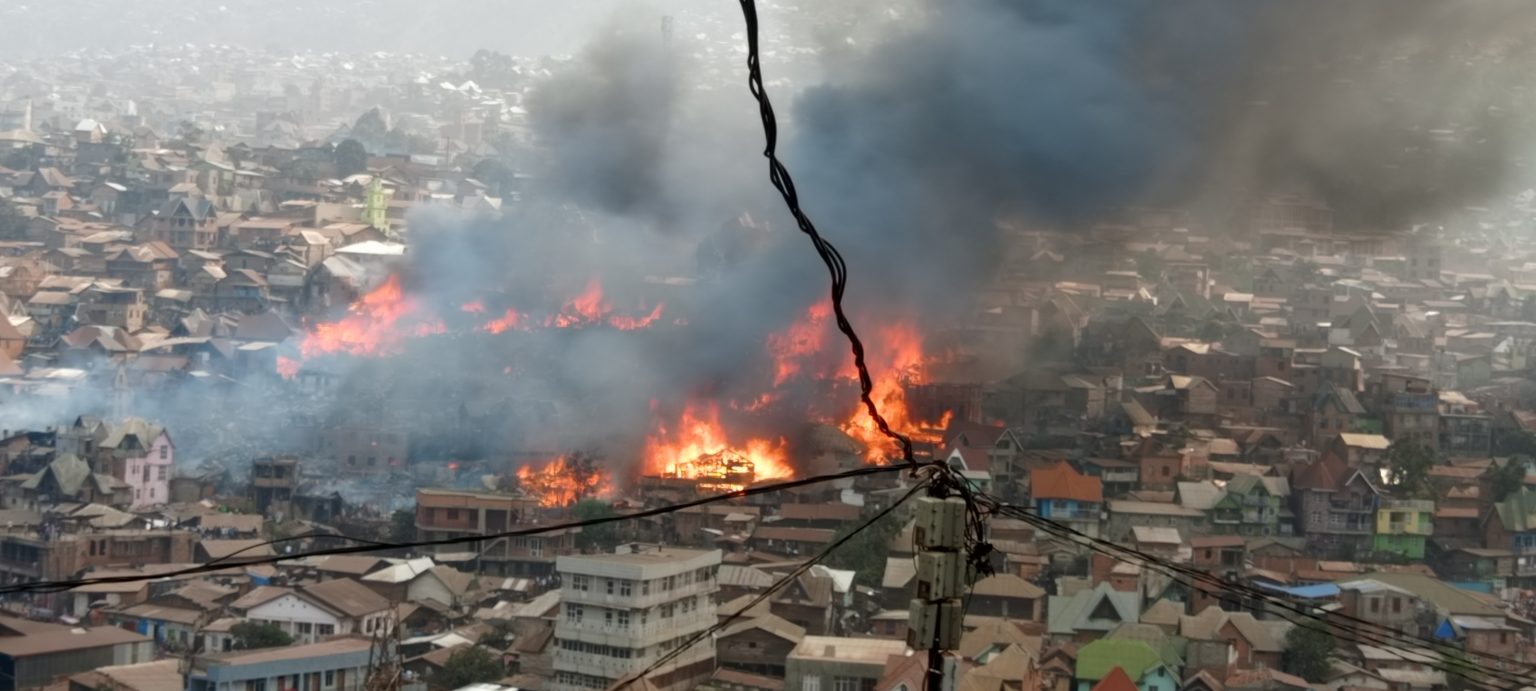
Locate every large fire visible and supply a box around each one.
[283,275,666,373]
[766,300,836,386]
[838,323,952,461]
[517,455,612,508]
[761,300,952,462]
[299,275,437,358]
[282,270,958,478]
[643,402,793,492]
[547,279,666,331]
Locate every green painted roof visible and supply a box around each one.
[1075,639,1166,681]
[1495,488,1536,532]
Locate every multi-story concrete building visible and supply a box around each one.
[186,636,376,691]
[414,488,577,577]
[550,547,721,691]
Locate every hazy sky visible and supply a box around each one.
[0,0,735,60]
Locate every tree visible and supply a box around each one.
[1440,649,1491,691]
[388,508,416,544]
[471,157,514,197]
[431,646,504,690]
[335,138,369,178]
[1489,458,1531,503]
[176,120,205,146]
[1385,440,1436,499]
[0,198,28,240]
[1280,624,1336,682]
[480,620,517,651]
[824,507,904,587]
[351,108,390,148]
[573,499,619,552]
[230,621,294,650]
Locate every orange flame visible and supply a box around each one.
[299,276,433,358]
[644,402,793,491]
[480,308,525,334]
[838,322,951,461]
[460,300,486,314]
[517,456,612,508]
[766,300,836,386]
[276,356,300,380]
[544,279,665,331]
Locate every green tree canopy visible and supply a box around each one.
[335,138,369,178]
[432,646,504,691]
[1490,457,1531,503]
[388,508,416,545]
[0,198,28,240]
[231,621,294,650]
[1385,439,1436,499]
[1280,624,1335,682]
[573,498,619,551]
[825,508,904,588]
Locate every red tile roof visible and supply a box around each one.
[1092,667,1138,691]
[1031,461,1103,503]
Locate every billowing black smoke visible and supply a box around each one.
[794,0,1536,298]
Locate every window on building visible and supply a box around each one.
[573,575,590,592]
[298,622,313,635]
[1370,599,1380,614]
[604,610,614,627]
[1392,598,1402,614]
[803,676,821,691]
[324,672,335,687]
[446,509,459,520]
[317,624,335,636]
[619,580,632,597]
[617,611,630,629]
[641,581,650,596]
[833,677,860,691]
[566,604,583,623]
[606,579,614,595]
[157,466,167,481]
[159,445,168,460]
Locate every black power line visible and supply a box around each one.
[735,0,914,468]
[0,464,910,596]
[991,502,1536,690]
[612,479,931,691]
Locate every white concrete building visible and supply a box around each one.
[551,547,722,691]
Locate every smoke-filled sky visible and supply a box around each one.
[10,0,1536,479]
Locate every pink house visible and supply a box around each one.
[99,419,174,509]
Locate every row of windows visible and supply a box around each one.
[555,638,634,659]
[554,672,613,690]
[568,568,717,597]
[801,676,875,691]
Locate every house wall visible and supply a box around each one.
[121,433,173,509]
[717,628,796,677]
[247,594,346,644]
[406,574,455,608]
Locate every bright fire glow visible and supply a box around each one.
[545,279,665,331]
[480,308,524,334]
[838,322,951,461]
[644,402,793,492]
[517,456,612,508]
[276,356,300,380]
[299,275,431,358]
[766,300,836,386]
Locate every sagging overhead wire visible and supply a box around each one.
[735,0,915,469]
[0,464,909,596]
[987,499,1536,690]
[612,478,934,691]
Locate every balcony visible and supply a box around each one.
[1042,507,1100,521]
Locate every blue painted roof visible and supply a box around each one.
[1254,581,1340,599]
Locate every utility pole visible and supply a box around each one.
[909,492,966,691]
